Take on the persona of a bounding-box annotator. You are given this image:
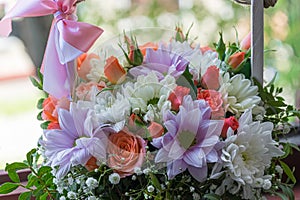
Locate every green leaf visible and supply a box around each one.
[38,192,48,200]
[40,121,50,129]
[0,182,19,194]
[37,111,43,121]
[279,160,296,184]
[38,166,52,177]
[274,192,289,200]
[26,149,37,167]
[37,98,45,109]
[203,193,221,200]
[29,76,42,90]
[149,173,161,191]
[26,174,37,188]
[279,184,294,200]
[7,170,20,183]
[5,162,28,171]
[215,32,226,61]
[18,191,32,200]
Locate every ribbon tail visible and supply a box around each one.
[42,26,69,98]
[0,18,12,36]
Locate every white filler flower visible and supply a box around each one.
[220,109,284,199]
[219,73,261,115]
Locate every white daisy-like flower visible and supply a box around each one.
[219,109,284,199]
[93,91,131,128]
[87,45,125,82]
[86,57,106,83]
[123,72,176,122]
[219,73,261,115]
[186,46,222,80]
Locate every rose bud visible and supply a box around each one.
[240,32,251,51]
[221,116,239,138]
[228,52,245,69]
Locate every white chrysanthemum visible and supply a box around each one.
[186,46,222,80]
[219,73,261,115]
[220,109,284,199]
[123,72,176,122]
[87,45,125,82]
[86,57,106,82]
[93,91,131,128]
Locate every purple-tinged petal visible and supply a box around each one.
[183,148,205,168]
[167,159,188,179]
[57,109,77,137]
[206,149,219,163]
[188,165,207,182]
[71,148,90,166]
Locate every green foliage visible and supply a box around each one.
[0,149,56,199]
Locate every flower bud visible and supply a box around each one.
[228,52,245,69]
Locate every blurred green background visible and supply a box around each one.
[76,0,300,106]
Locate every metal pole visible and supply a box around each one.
[251,0,264,85]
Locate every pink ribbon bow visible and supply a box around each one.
[0,0,103,98]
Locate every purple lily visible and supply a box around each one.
[129,44,189,80]
[152,96,224,182]
[40,103,113,179]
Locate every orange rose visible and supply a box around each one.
[139,42,158,56]
[42,95,70,129]
[107,129,146,177]
[104,56,126,84]
[77,53,100,81]
[85,156,99,172]
[228,52,245,69]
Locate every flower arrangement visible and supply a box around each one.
[0,1,300,200]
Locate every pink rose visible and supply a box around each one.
[201,66,220,90]
[168,86,190,111]
[221,116,239,138]
[107,128,146,177]
[197,89,225,119]
[240,32,251,51]
[76,81,106,101]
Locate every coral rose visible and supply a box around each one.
[42,95,70,129]
[197,89,225,119]
[200,66,220,90]
[168,86,190,111]
[107,128,146,177]
[76,81,106,101]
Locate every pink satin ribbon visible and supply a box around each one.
[0,0,103,98]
